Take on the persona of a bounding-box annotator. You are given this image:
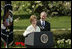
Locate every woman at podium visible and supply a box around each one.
[23,15,40,37]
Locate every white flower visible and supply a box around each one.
[65,40,69,43]
[62,39,65,41]
[57,40,61,44]
[22,5,25,7]
[60,40,64,44]
[68,39,71,45]
[65,39,71,43]
[57,39,65,44]
[32,5,35,8]
[69,40,71,45]
[67,39,71,41]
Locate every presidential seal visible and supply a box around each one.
[40,34,48,44]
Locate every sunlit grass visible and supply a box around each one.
[14,16,71,30]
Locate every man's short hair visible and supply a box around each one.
[40,11,47,16]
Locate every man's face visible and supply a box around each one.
[40,13,47,20]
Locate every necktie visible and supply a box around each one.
[42,21,45,27]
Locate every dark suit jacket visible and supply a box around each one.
[37,20,50,31]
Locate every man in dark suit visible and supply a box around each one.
[37,11,50,31]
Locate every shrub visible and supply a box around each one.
[13,30,71,42]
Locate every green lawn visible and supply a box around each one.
[14,16,71,30]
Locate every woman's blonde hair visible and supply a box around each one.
[30,15,37,23]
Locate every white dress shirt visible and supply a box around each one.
[40,19,45,26]
[23,25,40,37]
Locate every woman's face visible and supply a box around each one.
[31,19,37,25]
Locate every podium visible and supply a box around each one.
[25,31,54,48]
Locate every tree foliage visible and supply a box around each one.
[1,1,71,17]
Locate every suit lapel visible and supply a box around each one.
[39,20,42,26]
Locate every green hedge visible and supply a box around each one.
[53,30,71,40]
[13,31,25,42]
[13,30,71,42]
